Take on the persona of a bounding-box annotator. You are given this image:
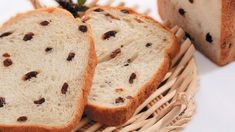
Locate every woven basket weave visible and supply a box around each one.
[30,0,198,131]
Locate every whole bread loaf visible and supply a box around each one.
[158,0,235,65]
[83,6,179,126]
[0,8,96,131]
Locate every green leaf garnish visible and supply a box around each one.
[77,0,86,7]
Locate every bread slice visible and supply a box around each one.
[0,8,96,131]
[158,0,235,66]
[83,6,179,126]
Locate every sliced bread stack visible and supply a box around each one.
[0,4,179,130]
[0,8,96,131]
[158,0,235,65]
[83,6,179,126]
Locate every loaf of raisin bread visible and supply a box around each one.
[83,6,179,126]
[158,0,235,65]
[0,8,96,131]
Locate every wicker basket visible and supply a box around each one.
[30,0,198,131]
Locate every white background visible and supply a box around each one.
[0,0,235,132]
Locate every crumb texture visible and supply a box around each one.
[85,7,175,107]
[0,8,90,126]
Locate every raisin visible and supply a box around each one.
[145,43,152,47]
[126,96,133,99]
[124,59,132,66]
[61,82,69,94]
[67,52,75,61]
[120,45,124,48]
[40,21,49,26]
[94,8,104,12]
[45,47,53,52]
[79,25,87,33]
[0,32,12,38]
[115,97,125,103]
[103,30,117,40]
[3,59,13,67]
[23,71,39,81]
[34,98,45,105]
[23,32,34,41]
[115,88,124,93]
[178,8,186,16]
[2,53,10,57]
[206,33,213,43]
[189,0,194,3]
[121,9,129,14]
[129,73,136,84]
[17,116,27,122]
[0,97,6,108]
[110,48,121,58]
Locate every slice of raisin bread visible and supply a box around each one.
[158,0,235,65]
[0,8,96,131]
[83,6,179,126]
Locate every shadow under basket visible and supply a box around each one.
[75,24,198,132]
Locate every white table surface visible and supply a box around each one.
[1,0,235,132]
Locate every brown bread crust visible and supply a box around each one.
[220,0,235,65]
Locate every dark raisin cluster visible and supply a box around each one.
[79,25,88,33]
[2,53,13,67]
[189,0,194,3]
[206,33,213,43]
[67,52,76,61]
[178,8,186,16]
[23,71,39,81]
[115,97,125,104]
[110,48,121,58]
[23,32,34,41]
[129,73,137,84]
[103,30,118,40]
[61,82,69,94]
[0,32,12,38]
[94,8,104,12]
[40,20,50,26]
